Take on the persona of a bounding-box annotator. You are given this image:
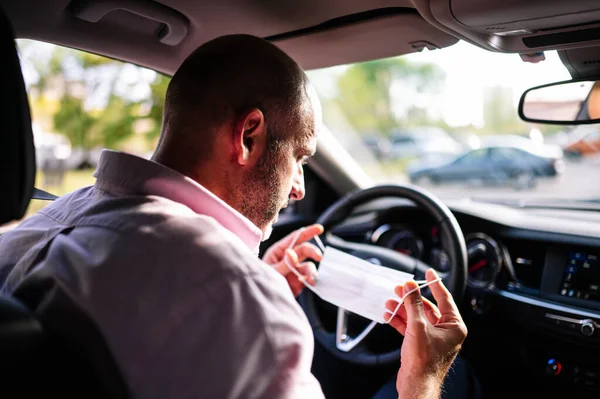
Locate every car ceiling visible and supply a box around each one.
[2,0,600,78]
[0,0,459,75]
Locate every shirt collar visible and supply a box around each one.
[93,150,263,254]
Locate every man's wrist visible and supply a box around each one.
[396,370,445,399]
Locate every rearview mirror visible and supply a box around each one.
[518,79,600,125]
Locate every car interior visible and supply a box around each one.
[2,1,600,398]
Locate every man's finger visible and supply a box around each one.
[285,248,300,266]
[394,284,405,297]
[279,224,324,248]
[293,224,324,245]
[385,297,441,325]
[295,261,317,285]
[385,299,406,318]
[401,281,427,327]
[384,312,407,335]
[422,297,442,324]
[426,269,458,316]
[293,242,323,263]
[273,248,300,276]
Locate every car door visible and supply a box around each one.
[487,147,523,181]
[434,148,490,183]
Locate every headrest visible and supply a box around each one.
[0,6,36,225]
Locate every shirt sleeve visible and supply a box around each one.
[244,270,325,399]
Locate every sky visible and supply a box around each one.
[308,40,573,128]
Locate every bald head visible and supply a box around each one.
[152,34,320,237]
[155,34,313,167]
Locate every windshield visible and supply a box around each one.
[306,41,600,201]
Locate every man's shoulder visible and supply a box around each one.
[63,192,274,282]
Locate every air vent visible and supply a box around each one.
[485,26,506,31]
[583,59,600,65]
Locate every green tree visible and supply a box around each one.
[18,40,147,153]
[53,95,95,149]
[334,57,445,135]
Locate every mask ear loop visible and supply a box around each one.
[313,235,326,252]
[384,277,442,324]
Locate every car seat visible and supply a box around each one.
[0,6,129,397]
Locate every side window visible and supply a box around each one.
[454,148,488,165]
[489,147,519,161]
[16,40,170,220]
[392,136,415,145]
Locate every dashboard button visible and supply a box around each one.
[581,320,595,337]
[546,359,562,376]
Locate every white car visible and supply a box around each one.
[388,126,463,161]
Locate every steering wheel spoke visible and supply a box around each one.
[335,308,378,352]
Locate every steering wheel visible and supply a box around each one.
[298,184,467,366]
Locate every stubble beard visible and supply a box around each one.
[239,148,288,241]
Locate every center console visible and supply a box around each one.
[539,245,600,314]
[553,250,600,303]
[493,241,600,394]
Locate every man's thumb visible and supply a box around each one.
[403,281,426,323]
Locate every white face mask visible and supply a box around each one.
[285,232,440,325]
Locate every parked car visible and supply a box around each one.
[362,135,391,160]
[480,134,564,159]
[409,142,564,190]
[563,125,600,158]
[388,126,463,161]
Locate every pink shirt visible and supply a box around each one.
[0,150,324,399]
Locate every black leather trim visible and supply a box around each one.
[0,5,36,225]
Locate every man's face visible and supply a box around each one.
[240,90,321,240]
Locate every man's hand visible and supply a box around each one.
[384,269,468,399]
[262,224,324,297]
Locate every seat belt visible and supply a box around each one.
[31,187,58,201]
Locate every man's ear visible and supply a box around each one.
[233,108,267,166]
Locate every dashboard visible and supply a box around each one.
[330,197,600,396]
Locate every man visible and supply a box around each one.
[0,34,467,398]
[586,81,600,120]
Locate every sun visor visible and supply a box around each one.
[270,12,458,70]
[415,0,600,53]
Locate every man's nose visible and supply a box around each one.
[290,174,305,201]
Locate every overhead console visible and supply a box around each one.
[414,0,600,54]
